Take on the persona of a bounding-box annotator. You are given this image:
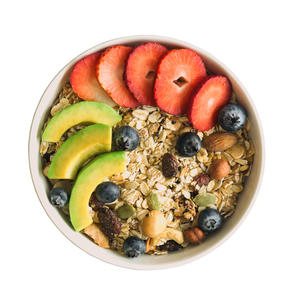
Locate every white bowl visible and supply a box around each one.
[28,35,265,270]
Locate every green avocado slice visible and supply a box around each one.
[42,101,121,142]
[48,124,111,180]
[69,151,126,231]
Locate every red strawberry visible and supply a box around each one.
[188,76,232,131]
[154,49,206,115]
[125,42,168,106]
[70,52,115,106]
[97,46,140,108]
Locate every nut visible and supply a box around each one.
[141,210,167,238]
[147,191,161,211]
[83,223,110,248]
[151,227,184,246]
[116,204,136,219]
[98,207,121,239]
[203,132,238,152]
[184,227,204,244]
[162,153,178,178]
[209,159,230,180]
[194,173,210,187]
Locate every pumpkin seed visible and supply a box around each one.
[147,191,161,211]
[117,204,136,219]
[193,193,217,207]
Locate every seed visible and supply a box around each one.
[116,204,136,219]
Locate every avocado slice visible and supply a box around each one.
[48,124,112,180]
[42,101,121,142]
[69,151,126,231]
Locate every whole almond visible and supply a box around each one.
[203,132,238,152]
[209,159,230,180]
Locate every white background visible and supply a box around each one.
[1,0,299,296]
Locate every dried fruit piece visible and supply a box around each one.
[157,240,183,252]
[141,210,167,238]
[193,193,217,207]
[117,204,136,219]
[194,173,210,187]
[203,132,238,152]
[209,159,230,180]
[147,192,161,211]
[162,153,178,178]
[184,227,204,244]
[97,207,121,239]
[89,193,104,211]
[83,223,110,248]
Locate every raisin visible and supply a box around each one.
[162,153,178,178]
[158,240,183,252]
[194,173,210,187]
[98,207,121,239]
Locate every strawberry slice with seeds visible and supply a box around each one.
[154,49,206,115]
[188,76,232,131]
[70,52,115,106]
[125,42,168,106]
[97,46,140,108]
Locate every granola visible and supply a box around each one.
[41,82,255,256]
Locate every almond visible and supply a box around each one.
[203,132,238,152]
[209,159,230,180]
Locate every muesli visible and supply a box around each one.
[40,42,255,258]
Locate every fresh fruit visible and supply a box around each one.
[83,223,110,248]
[188,76,232,131]
[48,124,111,179]
[117,204,136,219]
[147,192,161,211]
[162,153,178,178]
[198,208,223,233]
[123,236,146,258]
[97,45,140,108]
[70,52,115,106]
[42,101,121,142]
[69,151,126,231]
[154,48,206,115]
[202,132,238,152]
[141,210,167,238]
[49,187,69,207]
[113,126,139,151]
[97,206,121,239]
[125,42,168,106]
[218,103,247,132]
[209,159,230,180]
[176,132,201,157]
[95,181,120,204]
[184,227,205,244]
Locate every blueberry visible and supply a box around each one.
[218,104,247,132]
[95,182,120,204]
[198,208,223,233]
[176,132,201,157]
[49,187,69,208]
[113,126,139,151]
[122,236,146,258]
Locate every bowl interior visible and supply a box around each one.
[29,36,264,270]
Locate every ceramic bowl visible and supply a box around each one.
[28,35,265,270]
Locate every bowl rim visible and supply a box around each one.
[28,35,265,270]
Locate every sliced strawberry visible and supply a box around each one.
[188,76,232,131]
[70,52,115,106]
[154,49,206,115]
[97,46,140,108]
[125,42,168,106]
